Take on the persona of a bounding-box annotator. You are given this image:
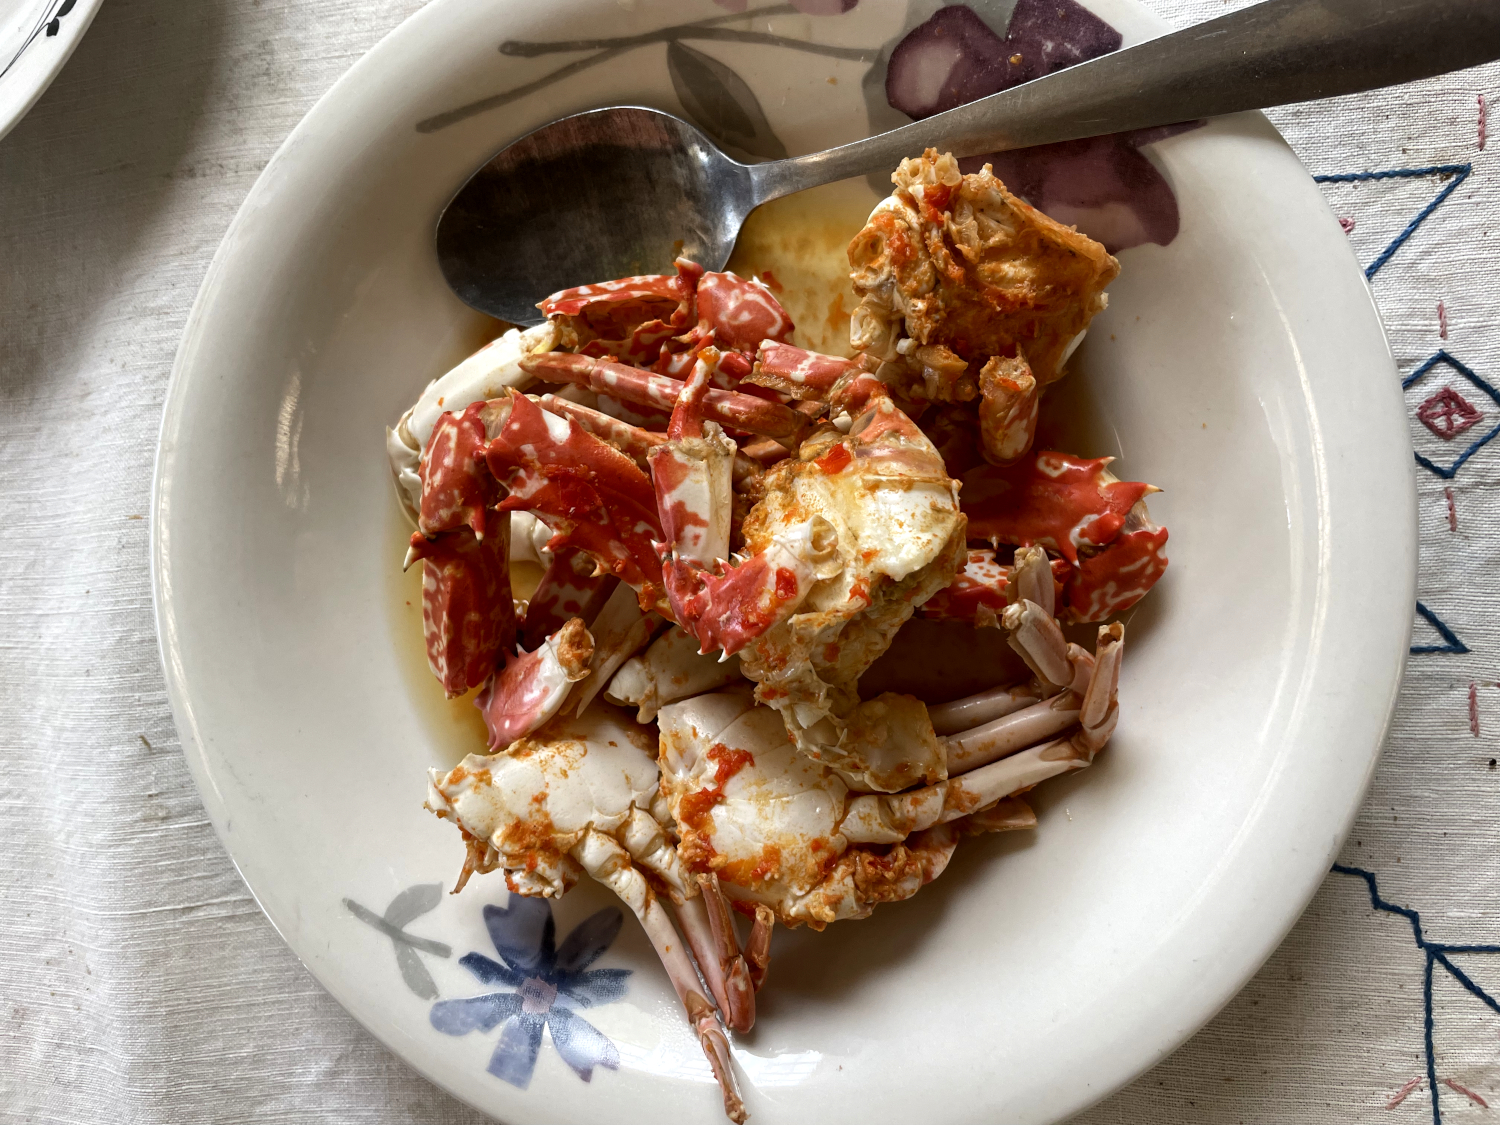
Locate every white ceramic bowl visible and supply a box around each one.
[0,0,103,142]
[153,1,1416,1122]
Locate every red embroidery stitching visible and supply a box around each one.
[1470,683,1480,737]
[1387,1077,1422,1109]
[1339,216,1357,233]
[1439,300,1449,340]
[1442,1077,1488,1108]
[1481,94,1488,151]
[1418,386,1483,440]
[1446,487,1458,531]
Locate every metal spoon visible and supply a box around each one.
[438,0,1500,326]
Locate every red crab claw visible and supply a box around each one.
[475,618,595,749]
[694,269,794,353]
[521,351,812,441]
[1065,524,1169,623]
[960,452,1154,564]
[959,450,1168,623]
[921,549,1071,626]
[650,352,829,657]
[484,391,666,605]
[519,545,620,650]
[406,524,516,698]
[416,402,502,539]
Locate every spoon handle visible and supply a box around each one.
[749,0,1500,203]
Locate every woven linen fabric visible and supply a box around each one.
[1,0,1497,1121]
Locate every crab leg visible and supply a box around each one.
[941,623,1123,819]
[837,623,1125,841]
[977,352,1039,466]
[943,693,1084,774]
[744,340,857,401]
[522,351,810,441]
[743,905,774,992]
[520,546,618,648]
[694,873,757,1033]
[606,626,745,722]
[928,683,1039,735]
[616,809,749,1030]
[572,830,746,1123]
[569,582,659,716]
[534,393,666,470]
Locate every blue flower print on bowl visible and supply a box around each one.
[430,896,630,1087]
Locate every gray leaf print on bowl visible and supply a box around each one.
[668,39,789,160]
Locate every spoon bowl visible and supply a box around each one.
[437,107,751,326]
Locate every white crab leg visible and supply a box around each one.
[673,896,739,1027]
[1075,622,1123,756]
[616,808,749,1028]
[940,737,1090,817]
[841,623,1125,838]
[1003,598,1074,690]
[572,830,746,1124]
[570,582,658,716]
[942,693,1082,775]
[927,683,1039,736]
[743,905,774,992]
[1010,545,1055,615]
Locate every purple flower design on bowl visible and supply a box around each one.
[430,897,629,1087]
[881,0,1195,252]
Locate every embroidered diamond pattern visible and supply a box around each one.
[1401,351,1500,479]
[1417,386,1483,440]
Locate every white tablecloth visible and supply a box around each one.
[2,1,1498,1121]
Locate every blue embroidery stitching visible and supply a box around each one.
[1334,865,1500,1123]
[1412,602,1470,655]
[1400,351,1500,480]
[1313,165,1473,278]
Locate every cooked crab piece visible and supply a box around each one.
[407,518,515,698]
[730,382,968,791]
[519,546,618,649]
[426,705,757,1119]
[521,350,812,442]
[847,148,1118,461]
[656,625,1120,931]
[567,581,660,717]
[961,449,1169,622]
[539,258,794,366]
[388,323,557,520]
[485,391,667,602]
[475,617,593,750]
[606,625,745,723]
